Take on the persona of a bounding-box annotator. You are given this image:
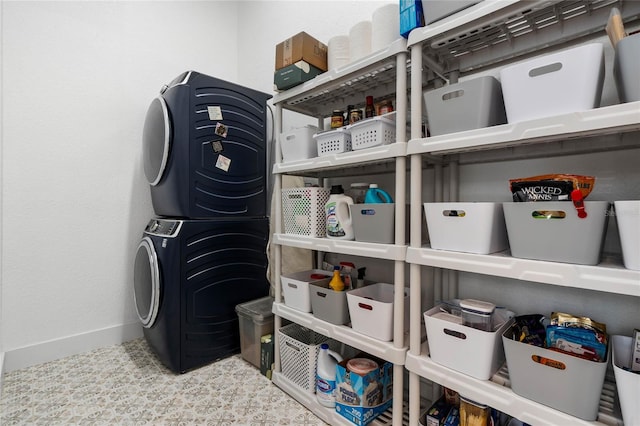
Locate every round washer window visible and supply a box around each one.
[142,96,171,186]
[133,237,160,328]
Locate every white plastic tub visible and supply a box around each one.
[500,43,604,123]
[424,305,514,380]
[347,283,409,342]
[280,125,318,162]
[281,269,332,313]
[615,200,640,270]
[424,202,508,254]
[612,335,640,425]
[315,127,352,156]
[503,201,609,265]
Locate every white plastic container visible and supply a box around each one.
[347,282,409,341]
[281,187,330,237]
[316,343,344,408]
[612,335,640,425]
[615,200,640,270]
[280,125,318,162]
[424,202,509,254]
[500,43,604,123]
[460,299,495,332]
[424,305,514,380]
[325,185,354,240]
[503,201,609,265]
[349,115,396,150]
[502,325,608,420]
[281,269,332,313]
[315,127,352,156]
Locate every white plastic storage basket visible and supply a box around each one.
[277,323,353,393]
[281,187,330,237]
[614,200,640,271]
[612,335,640,425]
[502,325,608,421]
[347,283,409,342]
[281,269,332,313]
[280,125,318,162]
[424,202,508,254]
[503,201,609,265]
[314,127,352,156]
[500,43,604,123]
[349,116,396,150]
[424,305,514,380]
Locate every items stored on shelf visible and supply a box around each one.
[315,127,352,156]
[281,269,332,313]
[421,0,480,25]
[423,75,507,136]
[351,203,395,244]
[614,33,640,102]
[336,355,394,425]
[350,115,396,150]
[280,125,318,162]
[424,202,509,255]
[347,283,409,342]
[509,174,595,203]
[325,185,355,240]
[316,343,344,408]
[615,200,640,271]
[612,334,640,425]
[275,32,328,72]
[424,304,515,380]
[503,201,609,265]
[500,43,605,123]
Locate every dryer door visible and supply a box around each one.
[134,237,161,328]
[142,96,171,186]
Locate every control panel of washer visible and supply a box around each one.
[144,219,182,237]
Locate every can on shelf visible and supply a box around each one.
[331,110,345,128]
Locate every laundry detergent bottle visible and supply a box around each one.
[316,343,344,408]
[325,185,354,240]
[364,184,393,203]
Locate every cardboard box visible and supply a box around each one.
[335,355,393,426]
[275,32,327,71]
[260,334,274,379]
[424,396,453,426]
[274,61,324,91]
[400,0,424,38]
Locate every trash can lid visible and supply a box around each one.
[235,296,274,321]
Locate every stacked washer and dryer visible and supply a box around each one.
[134,71,272,373]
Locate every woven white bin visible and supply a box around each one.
[277,323,350,394]
[281,187,330,237]
[350,116,396,150]
[315,128,352,156]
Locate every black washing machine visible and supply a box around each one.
[133,217,269,373]
[142,70,272,219]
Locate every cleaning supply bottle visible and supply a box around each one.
[329,265,345,291]
[316,343,343,408]
[364,184,393,203]
[325,185,354,240]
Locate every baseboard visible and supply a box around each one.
[0,351,5,395]
[3,322,143,373]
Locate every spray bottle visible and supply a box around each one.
[316,343,344,408]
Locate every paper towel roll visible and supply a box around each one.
[349,20,372,63]
[328,35,350,70]
[372,4,400,52]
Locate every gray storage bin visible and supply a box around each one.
[235,296,274,368]
[423,76,507,136]
[421,0,481,24]
[502,325,608,420]
[503,201,609,265]
[614,33,640,103]
[350,203,395,244]
[309,281,350,325]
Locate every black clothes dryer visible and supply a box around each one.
[142,71,272,219]
[133,217,270,373]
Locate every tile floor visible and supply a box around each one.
[0,338,329,425]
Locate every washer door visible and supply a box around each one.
[134,237,161,328]
[142,96,171,186]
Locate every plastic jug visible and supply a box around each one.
[316,343,344,408]
[325,185,354,240]
[364,184,393,203]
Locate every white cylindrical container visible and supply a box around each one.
[372,4,400,52]
[328,35,350,70]
[349,21,372,63]
[316,343,343,408]
[325,185,354,240]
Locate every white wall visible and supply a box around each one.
[1,0,392,371]
[1,0,240,370]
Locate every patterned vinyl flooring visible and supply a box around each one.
[0,338,329,425]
